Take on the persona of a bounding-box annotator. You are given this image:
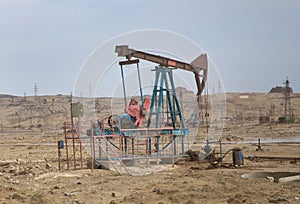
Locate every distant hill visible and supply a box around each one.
[0,92,299,134]
[0,94,15,98]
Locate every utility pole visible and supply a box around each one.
[284,77,291,118]
[34,83,38,96]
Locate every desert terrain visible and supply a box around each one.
[0,92,299,204]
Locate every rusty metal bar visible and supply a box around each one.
[64,122,69,170]
[115,45,208,96]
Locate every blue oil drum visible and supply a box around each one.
[58,140,64,149]
[232,148,244,166]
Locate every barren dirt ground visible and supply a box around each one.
[0,93,300,204]
[0,134,299,204]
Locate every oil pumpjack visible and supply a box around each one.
[114,45,208,128]
[87,45,208,171]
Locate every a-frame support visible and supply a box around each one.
[147,66,187,155]
[147,66,185,129]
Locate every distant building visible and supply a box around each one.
[269,86,293,94]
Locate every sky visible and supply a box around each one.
[0,0,299,96]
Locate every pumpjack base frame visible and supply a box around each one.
[89,126,190,173]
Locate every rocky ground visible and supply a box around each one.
[0,93,299,203]
[0,137,299,204]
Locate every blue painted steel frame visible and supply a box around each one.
[120,62,144,108]
[147,66,189,155]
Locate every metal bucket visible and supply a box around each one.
[232,148,244,166]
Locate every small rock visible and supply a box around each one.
[152,187,159,192]
[152,187,162,195]
[11,179,19,185]
[46,163,52,169]
[267,176,275,182]
[9,166,17,173]
[12,193,25,200]
[34,165,41,169]
[111,192,116,197]
[4,175,11,180]
[53,185,61,189]
[72,199,81,204]
[64,192,73,196]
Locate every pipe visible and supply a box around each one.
[136,63,144,107]
[120,65,127,108]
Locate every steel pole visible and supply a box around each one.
[120,65,127,108]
